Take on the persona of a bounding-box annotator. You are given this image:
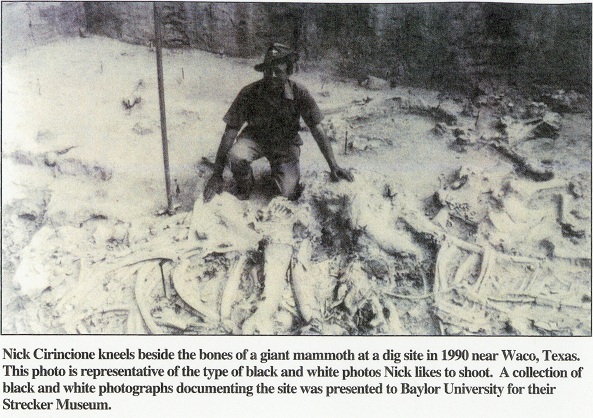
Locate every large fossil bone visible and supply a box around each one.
[241,242,293,334]
[292,240,330,323]
[219,253,248,331]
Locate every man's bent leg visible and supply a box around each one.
[268,145,301,200]
[228,136,262,199]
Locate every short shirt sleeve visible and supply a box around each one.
[223,88,249,129]
[296,83,323,128]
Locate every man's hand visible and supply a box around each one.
[330,166,354,182]
[204,173,224,202]
[203,125,240,202]
[310,124,354,184]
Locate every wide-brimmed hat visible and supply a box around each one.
[254,43,298,72]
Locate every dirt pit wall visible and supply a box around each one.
[3,2,591,93]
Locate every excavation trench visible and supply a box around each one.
[3,48,590,335]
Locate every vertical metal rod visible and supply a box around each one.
[159,260,170,299]
[153,2,173,213]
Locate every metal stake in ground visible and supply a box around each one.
[153,2,173,214]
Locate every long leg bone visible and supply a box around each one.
[242,242,293,334]
[220,252,248,330]
[291,240,318,323]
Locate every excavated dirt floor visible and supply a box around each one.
[2,37,591,335]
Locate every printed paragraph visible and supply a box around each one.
[1,345,586,411]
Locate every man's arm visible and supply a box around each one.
[203,125,239,202]
[310,124,354,182]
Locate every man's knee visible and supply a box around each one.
[276,180,303,200]
[273,168,301,200]
[277,182,294,198]
[228,142,257,175]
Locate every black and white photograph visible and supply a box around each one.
[2,1,591,337]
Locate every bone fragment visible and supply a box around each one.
[134,263,164,334]
[472,248,494,296]
[126,307,147,334]
[382,299,407,334]
[154,307,190,331]
[171,258,220,323]
[451,252,481,289]
[190,193,260,251]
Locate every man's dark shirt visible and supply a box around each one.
[223,79,323,147]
